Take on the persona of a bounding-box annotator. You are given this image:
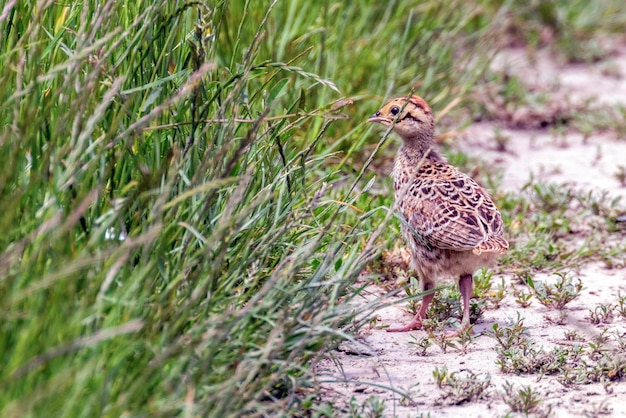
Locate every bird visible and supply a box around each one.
[368,95,508,333]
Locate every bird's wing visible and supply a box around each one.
[403,170,507,253]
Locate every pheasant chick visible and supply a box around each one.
[368,95,508,332]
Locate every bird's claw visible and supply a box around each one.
[385,320,423,332]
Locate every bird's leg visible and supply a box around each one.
[387,282,435,332]
[443,274,475,338]
[458,273,474,332]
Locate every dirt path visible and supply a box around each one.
[462,43,626,200]
[316,43,626,417]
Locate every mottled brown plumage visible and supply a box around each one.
[368,95,508,332]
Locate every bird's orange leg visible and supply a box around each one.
[386,292,435,332]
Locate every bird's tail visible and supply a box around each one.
[472,236,509,255]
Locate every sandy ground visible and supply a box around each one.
[317,265,626,417]
[316,43,626,417]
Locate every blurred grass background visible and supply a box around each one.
[1,0,625,416]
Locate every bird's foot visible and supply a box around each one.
[386,320,423,332]
[445,324,475,339]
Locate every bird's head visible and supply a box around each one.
[368,95,435,142]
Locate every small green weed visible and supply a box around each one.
[564,329,585,342]
[490,313,530,351]
[427,321,459,354]
[615,330,626,352]
[454,326,476,355]
[588,328,611,359]
[409,335,433,357]
[493,127,511,152]
[512,286,533,308]
[405,276,423,315]
[347,396,386,418]
[617,291,626,319]
[473,269,494,298]
[433,366,490,405]
[587,304,615,325]
[485,277,507,309]
[500,382,547,416]
[527,272,582,309]
[424,286,484,326]
[427,287,462,323]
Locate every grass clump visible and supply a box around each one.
[0,1,370,416]
[0,0,506,416]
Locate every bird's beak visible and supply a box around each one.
[367,112,389,125]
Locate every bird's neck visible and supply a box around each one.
[398,134,443,163]
[393,137,444,192]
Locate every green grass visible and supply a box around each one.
[0,1,493,416]
[2,0,626,416]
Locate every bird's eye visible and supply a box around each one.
[390,106,400,115]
